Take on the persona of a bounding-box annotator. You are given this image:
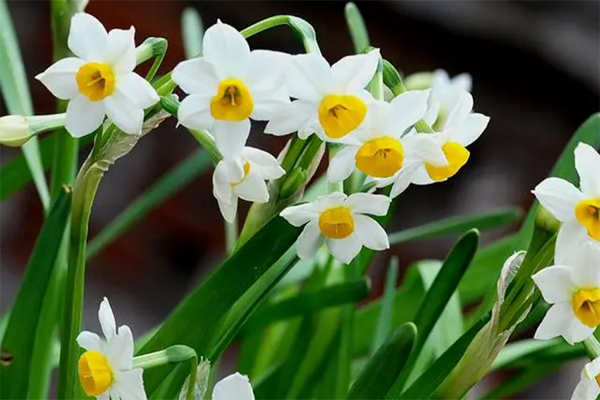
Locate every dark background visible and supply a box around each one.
[1,1,598,397]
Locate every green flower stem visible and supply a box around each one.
[583,336,600,360]
[280,135,306,173]
[225,218,238,254]
[240,15,321,54]
[345,2,370,53]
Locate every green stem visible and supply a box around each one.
[583,336,600,360]
[225,218,238,255]
[240,16,321,54]
[188,129,222,163]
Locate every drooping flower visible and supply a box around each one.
[172,21,290,158]
[213,146,285,223]
[532,242,600,344]
[410,90,489,185]
[280,192,390,264]
[426,69,472,128]
[76,298,146,400]
[265,50,380,143]
[212,373,255,400]
[532,143,600,263]
[571,357,600,400]
[327,91,448,198]
[36,13,158,137]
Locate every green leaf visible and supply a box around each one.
[181,8,204,58]
[138,216,301,397]
[87,150,211,258]
[348,323,417,400]
[0,190,71,399]
[0,0,50,209]
[491,339,560,371]
[344,2,370,53]
[370,257,399,354]
[482,363,560,399]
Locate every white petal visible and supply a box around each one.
[410,164,435,186]
[317,192,348,209]
[423,99,441,126]
[531,265,576,304]
[217,196,238,223]
[65,95,105,138]
[451,73,472,92]
[212,119,250,159]
[390,163,421,198]
[213,373,255,400]
[402,135,447,166]
[172,58,220,95]
[532,177,583,222]
[327,234,362,264]
[534,302,576,342]
[568,320,597,345]
[245,50,291,94]
[212,161,235,203]
[177,94,214,131]
[354,214,389,251]
[116,73,159,109]
[327,146,358,183]
[250,85,290,121]
[234,173,269,203]
[281,203,320,227]
[264,101,316,137]
[345,193,391,216]
[98,297,116,341]
[113,369,147,400]
[98,393,110,400]
[444,90,473,128]
[105,27,136,73]
[451,113,489,147]
[106,325,134,370]
[556,221,591,265]
[571,379,600,400]
[296,221,324,260]
[243,147,285,179]
[288,53,331,102]
[68,13,108,61]
[35,57,83,100]
[575,143,600,198]
[331,49,379,92]
[103,91,144,135]
[76,331,103,352]
[385,90,430,133]
[571,242,600,288]
[203,21,250,78]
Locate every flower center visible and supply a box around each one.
[575,198,600,240]
[425,141,470,182]
[572,288,600,328]
[76,62,115,102]
[231,162,251,187]
[318,95,367,139]
[596,374,600,387]
[210,79,254,121]
[318,206,355,239]
[355,137,404,178]
[78,350,113,397]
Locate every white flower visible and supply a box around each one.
[532,242,600,345]
[410,90,489,185]
[212,373,254,400]
[327,91,448,198]
[76,298,146,400]
[571,357,600,400]
[424,69,472,128]
[35,13,158,137]
[280,192,391,264]
[172,21,290,158]
[213,146,285,223]
[265,50,380,143]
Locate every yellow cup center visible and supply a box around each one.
[76,62,116,102]
[318,95,367,139]
[78,350,113,397]
[318,206,355,239]
[573,288,600,328]
[425,141,470,182]
[231,162,251,187]
[210,79,254,121]
[575,198,600,241]
[596,374,600,387]
[355,137,404,178]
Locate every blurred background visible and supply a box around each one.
[1,1,598,398]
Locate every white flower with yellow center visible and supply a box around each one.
[532,143,600,264]
[532,243,600,345]
[327,91,448,198]
[172,21,290,158]
[265,50,379,142]
[76,298,146,400]
[212,373,255,400]
[35,13,158,137]
[213,147,285,223]
[410,90,489,185]
[280,192,390,264]
[425,69,472,128]
[571,357,600,400]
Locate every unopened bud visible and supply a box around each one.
[0,113,66,147]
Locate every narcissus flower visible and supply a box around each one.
[265,50,379,142]
[410,90,489,185]
[212,373,255,400]
[571,357,600,400]
[532,243,600,344]
[327,91,447,198]
[76,298,146,400]
[427,70,472,128]
[173,21,290,158]
[280,192,390,263]
[533,143,600,263]
[213,147,285,222]
[36,13,158,137]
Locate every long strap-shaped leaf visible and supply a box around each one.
[0,190,71,400]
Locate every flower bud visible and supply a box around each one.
[0,115,33,147]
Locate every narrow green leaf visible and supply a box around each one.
[370,257,399,354]
[348,323,417,400]
[181,8,203,58]
[482,363,560,399]
[0,0,50,209]
[0,190,71,399]
[87,150,211,258]
[344,2,370,53]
